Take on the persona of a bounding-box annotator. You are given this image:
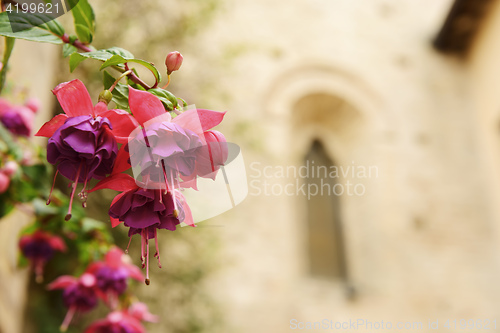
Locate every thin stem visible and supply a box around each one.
[65,162,82,221]
[0,37,15,95]
[124,63,152,90]
[161,74,171,89]
[59,35,152,90]
[60,306,76,332]
[109,70,132,92]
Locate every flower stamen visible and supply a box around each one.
[65,162,83,221]
[46,170,59,205]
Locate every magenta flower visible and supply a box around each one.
[90,173,194,285]
[88,87,225,284]
[85,311,145,333]
[0,171,9,194]
[35,79,139,220]
[86,247,143,308]
[19,230,66,283]
[128,121,203,186]
[0,98,35,136]
[126,302,158,323]
[180,130,228,189]
[48,273,99,332]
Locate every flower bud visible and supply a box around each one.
[0,172,10,194]
[165,51,183,75]
[25,98,41,113]
[98,90,113,105]
[2,161,18,177]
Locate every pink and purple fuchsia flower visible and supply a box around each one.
[0,98,37,137]
[19,230,67,283]
[86,247,144,308]
[36,79,138,220]
[84,302,157,333]
[91,86,226,284]
[48,272,100,332]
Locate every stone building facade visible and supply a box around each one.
[5,0,500,332]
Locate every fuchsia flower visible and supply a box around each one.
[85,311,145,333]
[0,98,35,136]
[19,230,66,282]
[48,272,99,332]
[126,302,158,323]
[86,247,144,308]
[90,86,226,284]
[85,302,157,333]
[36,79,139,220]
[0,171,9,194]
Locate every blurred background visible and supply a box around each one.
[3,0,500,332]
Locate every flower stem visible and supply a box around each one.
[58,35,152,90]
[161,74,171,89]
[109,70,132,92]
[0,37,15,95]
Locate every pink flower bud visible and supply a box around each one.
[0,172,10,194]
[165,51,183,75]
[25,98,41,113]
[2,161,18,177]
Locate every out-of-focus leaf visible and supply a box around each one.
[0,12,64,44]
[62,43,77,57]
[67,0,95,44]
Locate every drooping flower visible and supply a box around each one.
[35,79,139,220]
[85,311,145,333]
[0,171,9,194]
[180,130,228,188]
[0,98,35,136]
[86,247,143,308]
[126,302,158,323]
[48,273,99,332]
[24,97,41,113]
[19,230,66,283]
[2,160,18,177]
[90,173,194,285]
[88,87,224,284]
[128,121,203,186]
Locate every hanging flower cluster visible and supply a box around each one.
[48,247,155,332]
[36,51,229,286]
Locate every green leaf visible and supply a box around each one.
[62,43,77,57]
[67,0,95,44]
[149,88,178,110]
[106,47,134,59]
[69,50,115,72]
[101,55,162,84]
[0,37,15,94]
[0,12,64,44]
[68,47,135,72]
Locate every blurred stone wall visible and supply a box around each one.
[0,40,57,333]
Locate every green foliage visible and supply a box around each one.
[69,49,118,72]
[67,0,95,44]
[0,12,64,43]
[100,55,161,83]
[148,88,179,111]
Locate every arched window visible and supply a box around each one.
[304,139,347,280]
